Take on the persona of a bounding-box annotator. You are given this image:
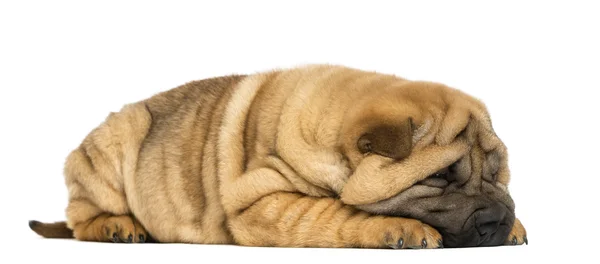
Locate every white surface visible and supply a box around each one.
[1,0,598,263]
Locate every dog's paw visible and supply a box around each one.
[73,214,150,243]
[505,218,527,245]
[101,215,149,243]
[362,217,443,249]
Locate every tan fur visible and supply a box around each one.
[30,65,525,248]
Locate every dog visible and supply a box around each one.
[29,65,527,248]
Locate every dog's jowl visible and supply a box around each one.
[29,65,527,248]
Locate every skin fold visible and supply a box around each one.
[29,65,526,248]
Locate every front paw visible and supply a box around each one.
[505,218,527,245]
[360,217,443,249]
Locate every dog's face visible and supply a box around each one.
[338,81,515,247]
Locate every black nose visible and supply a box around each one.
[442,202,514,248]
[475,203,506,237]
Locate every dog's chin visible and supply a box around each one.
[356,181,516,248]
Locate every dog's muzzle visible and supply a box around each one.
[356,186,516,248]
[439,200,514,247]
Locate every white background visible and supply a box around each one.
[1,0,598,263]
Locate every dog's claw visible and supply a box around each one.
[139,234,145,243]
[511,236,517,245]
[127,234,133,243]
[397,238,404,249]
[437,239,443,248]
[421,238,427,248]
[523,236,528,245]
[112,233,119,243]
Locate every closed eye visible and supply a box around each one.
[428,161,458,182]
[431,168,449,179]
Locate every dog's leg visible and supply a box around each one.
[63,103,152,243]
[505,218,527,245]
[227,191,442,248]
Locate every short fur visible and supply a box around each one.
[30,65,526,248]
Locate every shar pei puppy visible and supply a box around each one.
[29,65,527,248]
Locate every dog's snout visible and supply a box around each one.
[474,203,506,236]
[441,201,514,248]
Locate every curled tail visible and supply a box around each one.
[29,220,74,239]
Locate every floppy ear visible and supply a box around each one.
[357,118,413,160]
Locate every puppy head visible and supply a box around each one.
[339,81,515,248]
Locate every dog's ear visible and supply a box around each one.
[357,118,413,160]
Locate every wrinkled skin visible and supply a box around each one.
[356,127,516,247]
[358,178,515,247]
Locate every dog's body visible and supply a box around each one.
[30,65,526,248]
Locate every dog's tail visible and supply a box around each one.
[29,220,74,239]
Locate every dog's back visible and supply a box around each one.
[31,74,246,243]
